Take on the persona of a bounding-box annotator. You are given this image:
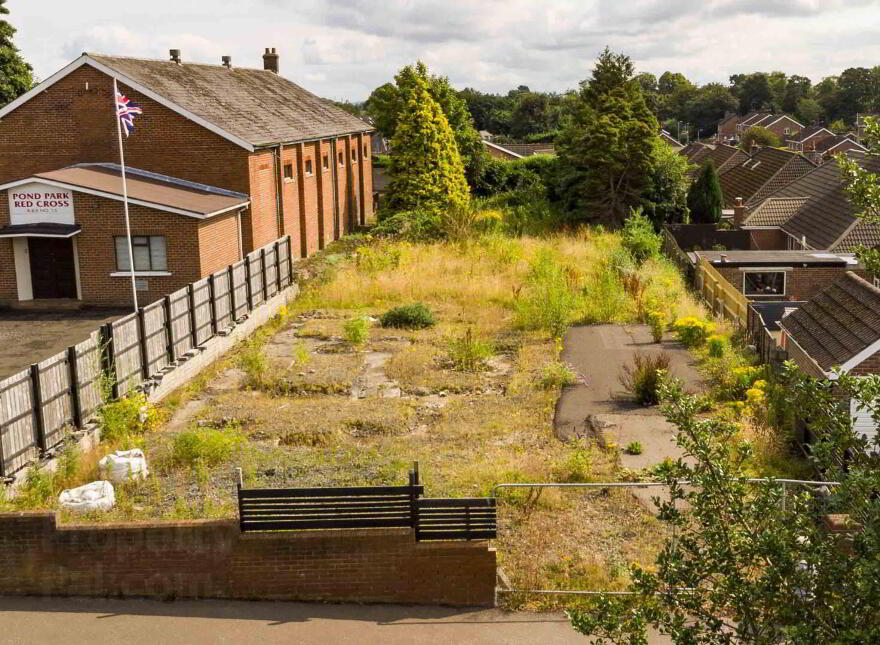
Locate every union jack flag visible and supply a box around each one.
[115,91,143,136]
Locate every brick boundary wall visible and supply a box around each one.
[0,513,496,607]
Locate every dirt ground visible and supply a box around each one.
[0,308,127,379]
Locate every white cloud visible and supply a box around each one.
[7,0,880,100]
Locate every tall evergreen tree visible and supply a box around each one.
[557,48,658,225]
[0,0,32,106]
[687,160,724,224]
[385,66,469,216]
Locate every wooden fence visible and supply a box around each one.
[238,466,498,542]
[694,255,749,327]
[0,236,293,477]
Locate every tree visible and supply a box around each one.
[687,83,738,137]
[556,48,658,225]
[782,75,812,114]
[366,62,485,187]
[385,66,469,217]
[795,97,822,126]
[0,0,32,107]
[838,116,880,277]
[569,369,880,644]
[643,137,691,227]
[741,125,781,150]
[509,91,550,139]
[730,72,773,114]
[687,160,723,224]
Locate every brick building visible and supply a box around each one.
[0,49,373,306]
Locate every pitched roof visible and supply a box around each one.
[780,272,880,372]
[815,135,868,154]
[660,130,683,148]
[718,147,816,208]
[775,153,880,250]
[835,219,880,252]
[686,143,748,178]
[743,197,811,227]
[0,54,372,150]
[0,163,249,218]
[495,143,556,157]
[791,125,834,143]
[679,142,713,163]
[739,111,772,127]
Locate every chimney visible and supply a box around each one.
[733,197,746,228]
[169,49,181,64]
[263,47,279,73]
[222,55,232,68]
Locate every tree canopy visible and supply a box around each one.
[740,125,782,150]
[384,64,469,217]
[838,116,880,277]
[687,160,724,224]
[0,0,32,107]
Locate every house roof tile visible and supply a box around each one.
[743,197,811,227]
[718,147,815,208]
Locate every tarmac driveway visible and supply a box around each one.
[0,308,127,379]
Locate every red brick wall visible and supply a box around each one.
[0,513,496,607]
[246,151,280,250]
[198,210,242,276]
[747,229,788,250]
[360,133,375,225]
[278,145,302,256]
[0,234,14,301]
[783,331,827,379]
[851,349,880,376]
[715,265,850,301]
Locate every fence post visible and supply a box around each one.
[67,346,83,429]
[29,363,47,453]
[137,307,149,381]
[187,283,199,348]
[409,460,420,541]
[164,295,176,364]
[274,240,282,293]
[245,256,254,311]
[260,247,269,302]
[208,274,218,336]
[228,265,237,321]
[286,236,293,286]
[99,323,118,399]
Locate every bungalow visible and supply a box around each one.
[0,48,374,307]
[680,142,749,178]
[779,272,880,444]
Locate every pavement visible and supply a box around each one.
[0,596,678,644]
[0,308,126,379]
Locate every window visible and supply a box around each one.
[322,154,329,171]
[363,145,369,159]
[115,236,167,272]
[743,271,785,296]
[283,163,293,180]
[305,159,313,176]
[351,148,357,163]
[338,151,345,167]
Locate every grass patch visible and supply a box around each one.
[380,303,436,329]
[619,351,672,406]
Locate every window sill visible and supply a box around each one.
[283,178,294,184]
[111,271,172,277]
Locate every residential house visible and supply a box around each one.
[718,146,817,209]
[717,112,745,143]
[0,49,374,307]
[660,130,683,149]
[694,250,859,302]
[481,141,555,160]
[681,143,750,179]
[734,111,773,138]
[779,272,880,444]
[740,152,880,252]
[811,135,867,161]
[787,126,836,153]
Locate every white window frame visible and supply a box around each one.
[114,235,168,273]
[742,270,786,297]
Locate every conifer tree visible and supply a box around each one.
[687,160,724,223]
[0,0,33,107]
[385,66,470,216]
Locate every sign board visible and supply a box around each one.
[135,279,149,292]
[8,182,75,225]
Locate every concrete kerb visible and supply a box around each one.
[4,283,298,494]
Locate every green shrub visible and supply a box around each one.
[98,390,157,442]
[514,249,580,338]
[647,310,665,343]
[355,245,402,272]
[380,303,436,329]
[170,427,245,467]
[707,334,727,358]
[344,316,370,347]
[619,351,672,406]
[446,328,493,372]
[621,207,662,264]
[673,316,715,348]
[553,441,594,482]
[540,361,578,389]
[372,209,444,241]
[624,441,644,455]
[239,338,270,389]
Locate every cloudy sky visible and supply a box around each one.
[8,0,880,101]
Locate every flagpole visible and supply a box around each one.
[113,77,139,312]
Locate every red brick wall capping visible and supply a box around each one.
[0,512,496,607]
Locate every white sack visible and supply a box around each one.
[99,449,148,483]
[59,480,116,513]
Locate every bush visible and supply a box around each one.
[624,441,644,455]
[446,328,493,372]
[356,245,401,272]
[344,316,370,347]
[540,361,577,389]
[170,427,245,467]
[621,207,662,264]
[707,334,727,358]
[647,310,665,343]
[673,317,715,348]
[514,249,580,338]
[619,351,672,406]
[239,338,270,389]
[380,303,436,329]
[99,390,157,442]
[372,209,444,242]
